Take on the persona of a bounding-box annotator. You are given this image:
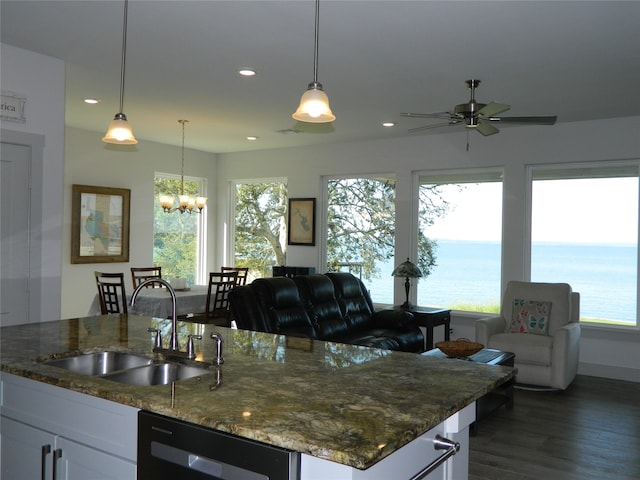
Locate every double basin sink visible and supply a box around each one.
[43,351,211,387]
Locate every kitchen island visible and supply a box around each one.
[0,315,515,479]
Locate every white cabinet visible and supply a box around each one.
[0,373,138,480]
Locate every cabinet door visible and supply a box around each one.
[1,416,55,480]
[58,437,136,480]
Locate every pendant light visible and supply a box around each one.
[102,0,137,144]
[159,120,207,214]
[292,0,336,123]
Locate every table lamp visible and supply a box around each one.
[391,258,423,309]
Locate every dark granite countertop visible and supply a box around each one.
[0,315,515,469]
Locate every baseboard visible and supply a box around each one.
[578,362,640,383]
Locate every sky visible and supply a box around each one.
[425,178,638,245]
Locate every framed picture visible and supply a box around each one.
[288,197,316,246]
[71,184,131,264]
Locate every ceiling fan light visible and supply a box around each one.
[292,82,336,123]
[102,114,138,144]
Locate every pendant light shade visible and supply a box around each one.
[103,113,137,144]
[293,81,336,123]
[292,0,335,123]
[103,0,137,145]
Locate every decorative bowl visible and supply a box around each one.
[436,339,484,358]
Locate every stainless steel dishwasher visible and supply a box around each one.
[138,411,300,480]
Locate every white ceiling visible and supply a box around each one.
[2,1,639,154]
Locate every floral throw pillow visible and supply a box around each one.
[509,299,551,335]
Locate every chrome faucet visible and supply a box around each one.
[131,278,199,359]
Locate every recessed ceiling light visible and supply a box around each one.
[237,68,256,77]
[382,122,395,127]
[84,98,100,104]
[246,136,258,141]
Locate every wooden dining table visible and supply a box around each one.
[89,285,210,318]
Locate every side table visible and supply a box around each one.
[386,306,451,351]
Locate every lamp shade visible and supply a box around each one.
[292,82,336,123]
[392,258,423,278]
[102,114,138,144]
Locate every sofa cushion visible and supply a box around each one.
[501,281,573,336]
[489,332,553,366]
[293,274,349,339]
[509,299,551,335]
[326,272,374,330]
[251,278,315,337]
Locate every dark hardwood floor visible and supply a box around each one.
[469,375,640,480]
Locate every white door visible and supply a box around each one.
[0,142,31,326]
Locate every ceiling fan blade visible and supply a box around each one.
[408,121,461,134]
[490,115,557,125]
[478,102,510,117]
[475,122,499,136]
[401,112,456,120]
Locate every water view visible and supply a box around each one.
[363,240,637,324]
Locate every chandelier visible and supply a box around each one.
[159,120,207,214]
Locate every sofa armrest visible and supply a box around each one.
[550,321,581,389]
[371,309,415,329]
[475,315,506,345]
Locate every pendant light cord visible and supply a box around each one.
[118,0,129,114]
[179,120,187,196]
[313,0,319,83]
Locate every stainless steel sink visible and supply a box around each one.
[44,351,154,376]
[102,362,211,386]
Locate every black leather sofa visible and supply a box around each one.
[228,272,424,353]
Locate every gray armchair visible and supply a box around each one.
[476,281,580,390]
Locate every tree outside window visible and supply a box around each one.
[233,180,288,280]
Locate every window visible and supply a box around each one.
[326,176,395,303]
[232,179,288,280]
[531,164,638,327]
[417,171,503,311]
[153,173,207,285]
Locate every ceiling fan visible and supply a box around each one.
[401,79,557,136]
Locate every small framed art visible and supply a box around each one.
[288,197,316,246]
[71,184,131,263]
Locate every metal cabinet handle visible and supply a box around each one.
[409,434,460,480]
[52,448,63,480]
[41,445,51,480]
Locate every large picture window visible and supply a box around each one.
[417,171,503,311]
[531,164,638,327]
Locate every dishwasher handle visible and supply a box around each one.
[409,434,460,480]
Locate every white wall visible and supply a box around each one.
[1,44,65,321]
[216,116,640,382]
[61,127,217,319]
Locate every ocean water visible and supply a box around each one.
[363,240,637,323]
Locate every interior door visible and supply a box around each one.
[0,142,31,326]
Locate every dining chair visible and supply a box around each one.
[221,266,249,286]
[94,271,128,314]
[188,272,238,326]
[130,267,162,289]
